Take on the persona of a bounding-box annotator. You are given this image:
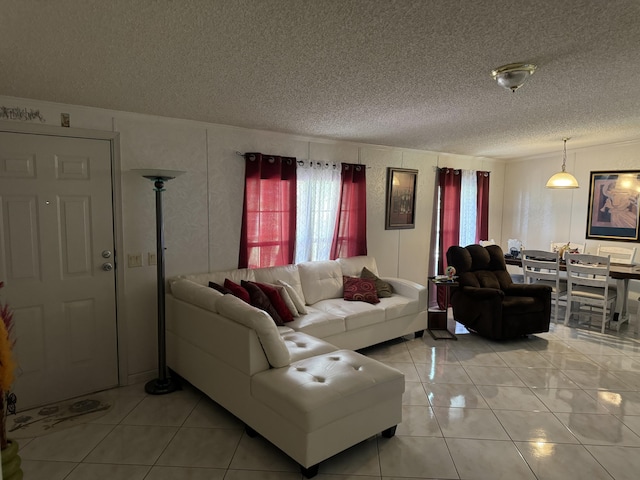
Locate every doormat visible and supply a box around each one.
[7,396,113,438]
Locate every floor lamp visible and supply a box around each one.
[134,169,185,395]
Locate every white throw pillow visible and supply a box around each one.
[266,282,299,317]
[277,280,308,314]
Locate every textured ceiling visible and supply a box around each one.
[2,0,640,159]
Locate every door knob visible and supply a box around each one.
[102,262,114,271]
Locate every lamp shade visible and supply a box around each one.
[546,138,579,189]
[545,171,579,189]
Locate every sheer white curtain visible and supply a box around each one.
[459,169,477,246]
[295,162,341,263]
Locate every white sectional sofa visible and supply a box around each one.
[166,255,427,477]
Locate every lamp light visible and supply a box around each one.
[133,168,185,394]
[491,63,537,92]
[546,138,579,189]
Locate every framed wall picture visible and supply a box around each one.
[586,170,640,241]
[385,167,418,229]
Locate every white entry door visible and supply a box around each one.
[0,131,118,410]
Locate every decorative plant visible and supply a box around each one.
[0,281,16,450]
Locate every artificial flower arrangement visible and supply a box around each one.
[0,281,16,450]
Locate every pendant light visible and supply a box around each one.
[546,138,579,189]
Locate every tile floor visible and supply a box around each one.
[16,318,640,480]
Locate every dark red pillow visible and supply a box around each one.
[343,276,380,304]
[241,280,285,326]
[223,278,250,304]
[209,281,233,295]
[254,282,294,322]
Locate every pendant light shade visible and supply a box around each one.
[546,138,579,189]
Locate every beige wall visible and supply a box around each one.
[5,95,639,385]
[503,140,640,254]
[503,139,640,315]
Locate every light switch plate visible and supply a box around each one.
[128,253,143,268]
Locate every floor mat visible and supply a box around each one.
[7,396,113,438]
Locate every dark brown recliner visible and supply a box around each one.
[446,244,551,340]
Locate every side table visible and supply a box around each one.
[428,277,457,340]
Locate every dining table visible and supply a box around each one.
[505,256,640,332]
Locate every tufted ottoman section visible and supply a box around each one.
[281,331,339,363]
[251,349,404,432]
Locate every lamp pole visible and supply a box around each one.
[134,169,185,395]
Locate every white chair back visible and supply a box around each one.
[521,250,566,322]
[596,245,637,264]
[563,253,617,333]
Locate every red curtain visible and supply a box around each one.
[437,168,462,308]
[475,171,490,243]
[239,153,297,268]
[438,168,462,274]
[330,163,367,259]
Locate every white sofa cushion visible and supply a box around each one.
[298,260,343,305]
[216,294,291,368]
[337,255,379,277]
[251,350,405,431]
[281,331,338,363]
[253,264,305,303]
[170,279,223,313]
[312,298,386,331]
[286,307,345,338]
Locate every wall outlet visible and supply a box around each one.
[128,253,143,268]
[148,252,157,266]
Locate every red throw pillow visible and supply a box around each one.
[343,276,380,304]
[223,278,250,304]
[254,282,294,322]
[241,280,285,326]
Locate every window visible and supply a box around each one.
[295,163,340,263]
[240,155,367,268]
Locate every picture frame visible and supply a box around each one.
[586,170,640,241]
[385,167,418,229]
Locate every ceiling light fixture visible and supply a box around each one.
[546,138,579,189]
[491,63,537,92]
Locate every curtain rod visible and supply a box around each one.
[434,166,491,175]
[235,151,370,168]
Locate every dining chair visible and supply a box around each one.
[564,253,617,333]
[596,245,637,264]
[595,245,637,312]
[521,250,567,323]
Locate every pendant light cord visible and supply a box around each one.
[561,137,569,172]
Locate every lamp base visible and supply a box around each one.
[145,376,180,395]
